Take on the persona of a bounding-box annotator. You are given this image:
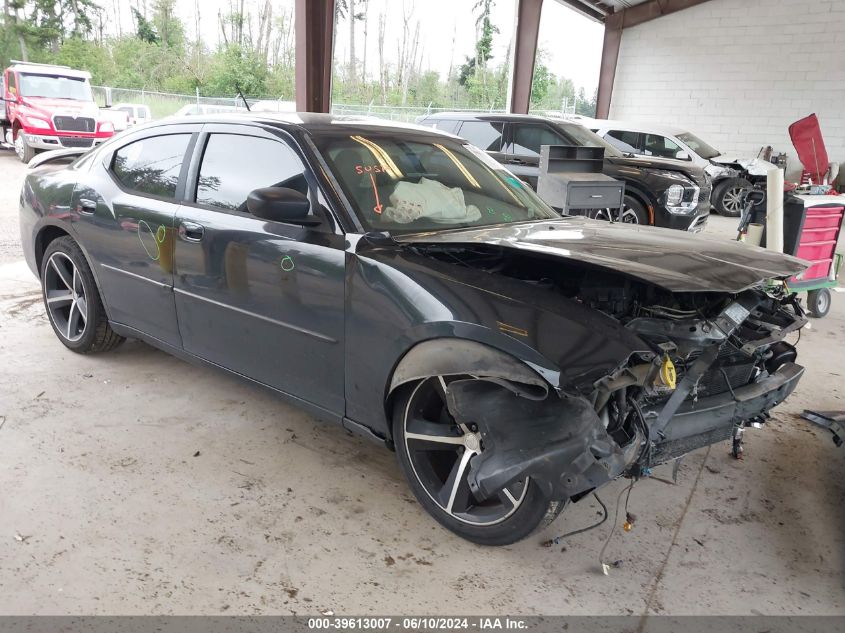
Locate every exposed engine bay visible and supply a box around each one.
[409,243,808,503]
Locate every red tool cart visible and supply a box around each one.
[786,195,843,318]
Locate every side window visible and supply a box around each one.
[605,130,641,154]
[432,119,461,134]
[196,133,308,212]
[111,134,191,199]
[511,125,565,157]
[643,134,684,159]
[8,71,16,95]
[458,121,504,152]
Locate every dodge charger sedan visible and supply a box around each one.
[20,113,808,545]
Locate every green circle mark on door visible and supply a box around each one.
[280,256,295,272]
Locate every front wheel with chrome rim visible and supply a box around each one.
[392,376,563,545]
[40,236,125,353]
[714,177,752,217]
[14,132,36,163]
[590,196,649,225]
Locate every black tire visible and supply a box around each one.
[589,197,648,225]
[713,177,752,217]
[392,377,563,546]
[14,130,36,163]
[621,195,649,225]
[40,236,125,353]
[807,288,831,318]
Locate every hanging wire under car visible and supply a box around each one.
[541,492,608,547]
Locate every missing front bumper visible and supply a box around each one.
[446,362,804,504]
[649,362,804,463]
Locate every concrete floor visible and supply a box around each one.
[0,149,844,616]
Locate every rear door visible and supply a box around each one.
[72,124,199,348]
[456,119,507,161]
[172,124,346,414]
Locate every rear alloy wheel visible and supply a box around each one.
[40,237,124,353]
[14,132,36,163]
[393,376,562,545]
[714,177,752,217]
[807,288,831,318]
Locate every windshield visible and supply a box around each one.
[314,132,559,232]
[19,73,93,101]
[551,122,624,157]
[677,132,720,159]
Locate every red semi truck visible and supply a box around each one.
[1,60,115,162]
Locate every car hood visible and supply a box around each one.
[21,96,99,118]
[608,154,695,172]
[710,155,775,176]
[394,217,807,293]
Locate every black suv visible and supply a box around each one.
[416,113,711,232]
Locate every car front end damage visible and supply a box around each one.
[396,219,814,507]
[444,283,806,504]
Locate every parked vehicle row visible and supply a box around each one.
[417,113,712,232]
[576,116,775,217]
[20,113,811,545]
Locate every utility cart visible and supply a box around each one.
[787,195,844,318]
[739,191,843,318]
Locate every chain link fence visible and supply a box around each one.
[91,86,507,123]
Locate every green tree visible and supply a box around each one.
[131,7,158,44]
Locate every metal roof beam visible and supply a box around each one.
[596,0,712,118]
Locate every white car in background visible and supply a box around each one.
[575,117,774,216]
[173,103,246,116]
[112,103,152,126]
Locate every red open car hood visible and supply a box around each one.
[789,113,829,183]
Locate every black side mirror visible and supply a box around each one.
[246,187,321,227]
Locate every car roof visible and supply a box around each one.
[150,111,458,138]
[589,119,690,136]
[421,112,585,129]
[9,63,91,79]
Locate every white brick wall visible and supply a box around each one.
[609,0,845,182]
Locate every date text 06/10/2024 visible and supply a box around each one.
[307,618,528,630]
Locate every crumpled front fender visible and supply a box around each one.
[445,379,643,501]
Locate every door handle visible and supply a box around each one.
[78,198,96,214]
[508,158,527,165]
[178,221,204,242]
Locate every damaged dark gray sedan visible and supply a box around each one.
[20,114,808,545]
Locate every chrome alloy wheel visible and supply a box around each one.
[593,206,640,224]
[14,133,25,161]
[44,252,88,342]
[402,377,529,526]
[721,186,745,215]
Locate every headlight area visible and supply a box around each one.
[663,181,700,215]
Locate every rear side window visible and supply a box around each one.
[195,134,308,212]
[511,125,564,156]
[112,134,191,199]
[605,130,641,154]
[458,121,504,152]
[426,119,460,134]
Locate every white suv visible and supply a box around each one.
[574,117,774,217]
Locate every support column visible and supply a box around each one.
[508,0,543,115]
[595,15,621,119]
[295,0,335,113]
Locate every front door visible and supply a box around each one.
[72,127,198,348]
[502,123,569,190]
[172,125,346,415]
